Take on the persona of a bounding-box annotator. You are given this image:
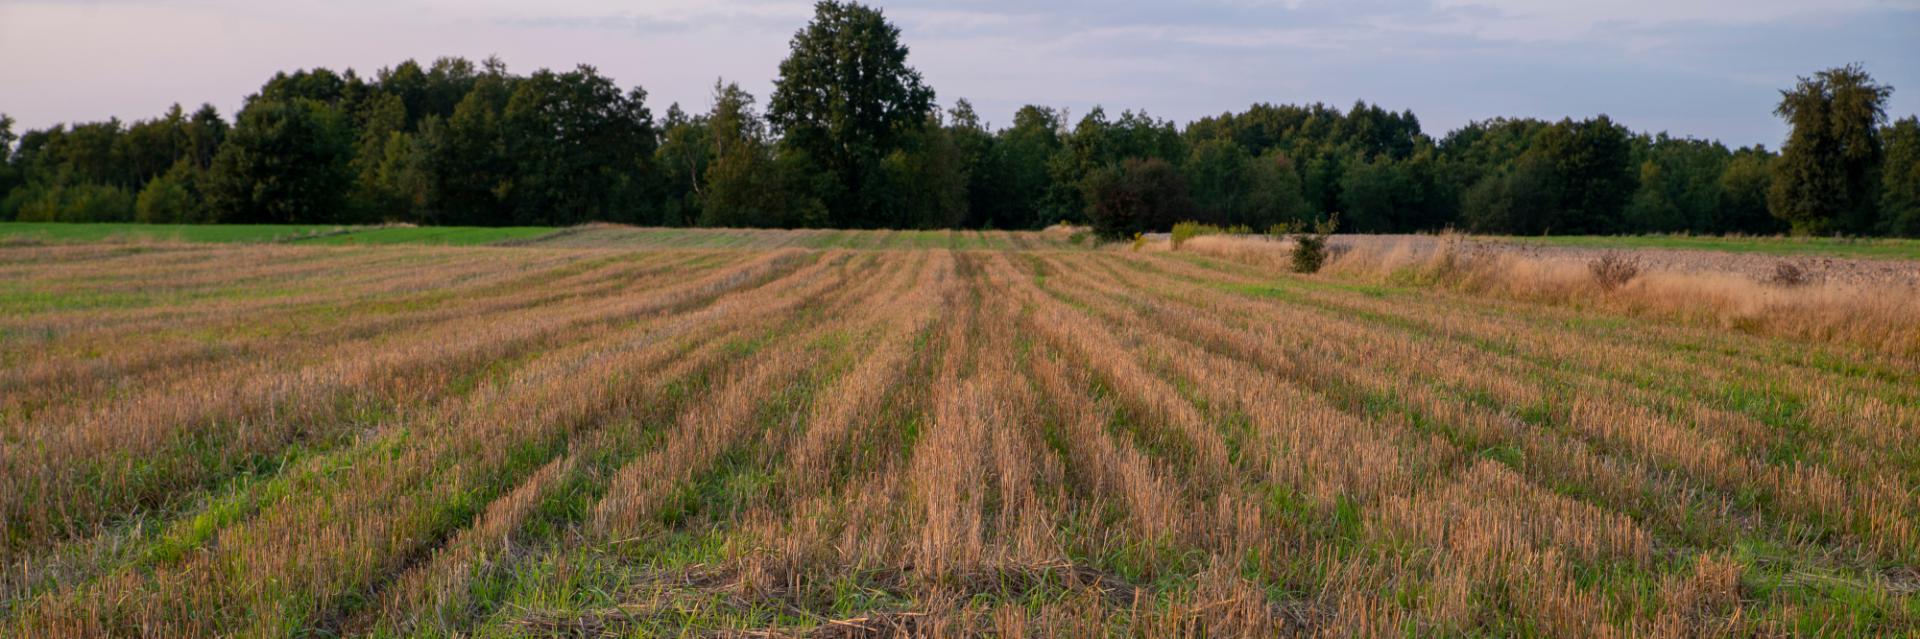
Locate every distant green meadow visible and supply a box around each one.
[0,223,559,246]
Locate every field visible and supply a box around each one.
[0,223,1080,251]
[1493,234,1920,261]
[3,227,1918,637]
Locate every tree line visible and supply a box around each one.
[2,2,1915,237]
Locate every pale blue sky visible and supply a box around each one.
[2,0,1915,148]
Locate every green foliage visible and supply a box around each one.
[700,82,805,228]
[875,117,969,229]
[1046,108,1186,226]
[1718,147,1781,234]
[0,115,18,218]
[135,163,203,223]
[654,103,713,227]
[9,181,135,222]
[1880,117,1920,236]
[767,0,935,228]
[1185,139,1310,229]
[0,40,1911,240]
[1270,214,1339,273]
[1170,220,1251,249]
[1624,135,1733,233]
[500,65,657,226]
[1083,157,1194,239]
[204,97,354,224]
[1170,221,1206,249]
[1454,116,1636,235]
[346,92,422,222]
[1769,64,1892,235]
[1338,148,1452,232]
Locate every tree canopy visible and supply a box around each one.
[767,0,935,228]
[1,5,1914,238]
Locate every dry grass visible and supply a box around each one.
[3,231,1916,637]
[1173,232,1920,357]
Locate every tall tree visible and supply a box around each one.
[0,115,17,211]
[768,0,934,228]
[1539,116,1635,234]
[1769,64,1893,234]
[501,65,657,225]
[876,116,968,229]
[1881,117,1920,236]
[945,99,998,228]
[1717,146,1780,234]
[417,67,515,225]
[700,81,795,228]
[978,106,1063,229]
[1186,139,1305,229]
[184,104,229,170]
[655,103,712,226]
[1083,157,1194,239]
[204,97,354,223]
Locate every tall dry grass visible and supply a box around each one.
[1331,234,1920,357]
[1173,232,1920,358]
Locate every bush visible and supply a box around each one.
[1083,158,1195,240]
[1588,253,1642,291]
[1271,214,1339,273]
[1170,221,1252,250]
[136,172,198,223]
[1763,261,1814,287]
[11,182,136,222]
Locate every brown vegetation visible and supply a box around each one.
[2,230,1916,636]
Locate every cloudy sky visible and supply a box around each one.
[2,0,1916,148]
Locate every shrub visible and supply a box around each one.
[1763,261,1814,287]
[1130,233,1146,251]
[137,171,198,224]
[1170,221,1252,250]
[1083,158,1195,240]
[1271,214,1339,273]
[12,182,136,222]
[1588,253,1642,291]
[1171,221,1207,250]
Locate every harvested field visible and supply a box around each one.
[3,230,1917,637]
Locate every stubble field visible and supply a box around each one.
[2,228,1917,637]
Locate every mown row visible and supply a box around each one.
[1,237,1915,636]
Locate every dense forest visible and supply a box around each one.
[2,2,1916,237]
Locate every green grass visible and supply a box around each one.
[0,222,566,246]
[0,222,347,243]
[291,226,558,246]
[1496,234,1920,260]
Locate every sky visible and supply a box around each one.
[2,0,1916,149]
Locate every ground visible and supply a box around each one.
[2,225,1916,637]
